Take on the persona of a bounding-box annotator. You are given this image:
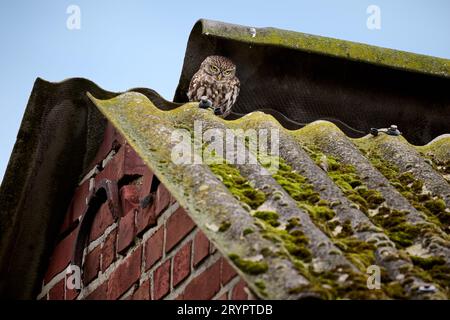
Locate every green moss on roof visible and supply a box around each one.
[335,238,376,272]
[271,157,382,275]
[229,253,269,275]
[417,136,450,181]
[200,19,450,78]
[304,145,385,214]
[253,210,280,227]
[209,161,266,210]
[272,159,336,223]
[372,207,420,248]
[89,91,450,299]
[360,148,450,231]
[302,143,446,250]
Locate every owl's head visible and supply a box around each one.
[200,55,236,81]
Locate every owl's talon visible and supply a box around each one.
[214,108,223,116]
[199,96,212,109]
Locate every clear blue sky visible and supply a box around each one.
[1,0,449,181]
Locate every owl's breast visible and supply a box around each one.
[209,82,228,106]
[188,73,238,112]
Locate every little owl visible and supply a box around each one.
[187,55,240,118]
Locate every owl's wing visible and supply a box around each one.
[187,71,204,102]
[219,79,240,118]
[230,78,240,106]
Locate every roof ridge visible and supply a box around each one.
[198,19,450,78]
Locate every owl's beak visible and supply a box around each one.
[217,74,222,81]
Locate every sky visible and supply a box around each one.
[0,0,449,182]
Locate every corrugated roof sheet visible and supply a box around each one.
[1,19,449,300]
[174,20,450,145]
[90,92,450,299]
[197,20,450,78]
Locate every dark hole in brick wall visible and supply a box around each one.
[118,174,143,189]
[72,188,109,284]
[141,176,161,209]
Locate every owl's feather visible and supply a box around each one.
[187,56,240,118]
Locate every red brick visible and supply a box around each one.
[174,293,184,300]
[153,260,171,300]
[193,231,209,266]
[231,280,248,300]
[135,171,158,236]
[144,228,164,270]
[124,144,146,173]
[183,260,221,300]
[117,210,136,253]
[173,241,191,286]
[102,229,116,272]
[71,179,91,217]
[217,292,228,300]
[86,281,108,300]
[120,185,140,216]
[60,180,91,234]
[107,247,142,300]
[221,258,238,285]
[44,226,79,283]
[132,280,150,300]
[94,147,124,183]
[94,145,126,183]
[89,203,114,241]
[136,205,156,236]
[89,123,126,169]
[95,144,147,183]
[83,246,101,284]
[139,168,154,197]
[247,292,257,300]
[165,207,195,252]
[48,280,65,300]
[155,184,171,217]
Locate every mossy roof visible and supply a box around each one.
[1,20,450,300]
[198,19,450,78]
[89,92,450,300]
[174,20,450,145]
[0,76,449,299]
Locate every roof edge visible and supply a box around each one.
[197,19,450,78]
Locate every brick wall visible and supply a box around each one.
[37,124,253,300]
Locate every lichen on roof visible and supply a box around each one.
[89,92,450,299]
[199,19,450,78]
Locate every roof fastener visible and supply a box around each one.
[418,284,436,293]
[370,124,402,137]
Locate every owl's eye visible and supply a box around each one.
[223,70,232,76]
[210,65,219,73]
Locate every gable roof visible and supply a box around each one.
[187,19,450,78]
[1,19,449,299]
[89,92,450,299]
[175,20,450,145]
